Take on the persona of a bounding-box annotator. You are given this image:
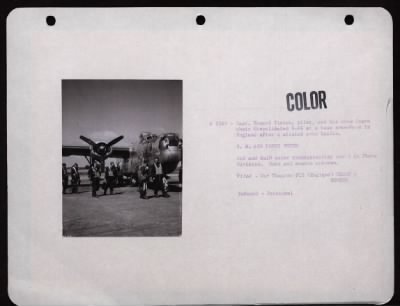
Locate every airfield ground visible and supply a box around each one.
[63,185,182,237]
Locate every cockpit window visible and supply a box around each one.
[165,135,179,146]
[159,134,179,149]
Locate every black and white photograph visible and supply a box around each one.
[62,80,182,237]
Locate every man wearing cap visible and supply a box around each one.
[89,162,101,197]
[62,163,69,194]
[70,163,80,193]
[138,161,150,199]
[151,157,170,198]
[116,162,123,186]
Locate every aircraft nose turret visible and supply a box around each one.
[159,146,181,172]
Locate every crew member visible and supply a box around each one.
[104,163,117,195]
[111,162,118,187]
[151,157,170,198]
[116,162,123,186]
[138,161,150,199]
[62,163,68,194]
[71,163,80,193]
[89,163,101,197]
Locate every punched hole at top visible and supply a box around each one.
[196,15,206,25]
[344,15,354,25]
[46,16,56,26]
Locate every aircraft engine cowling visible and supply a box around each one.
[158,134,182,173]
[95,142,110,156]
[80,135,124,162]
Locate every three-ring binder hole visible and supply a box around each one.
[344,15,354,25]
[46,16,56,26]
[196,15,206,25]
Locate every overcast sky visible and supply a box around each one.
[62,79,182,166]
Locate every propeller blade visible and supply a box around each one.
[108,135,124,146]
[80,135,97,146]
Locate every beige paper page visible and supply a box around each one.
[7,7,393,305]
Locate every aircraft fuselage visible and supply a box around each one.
[121,132,182,176]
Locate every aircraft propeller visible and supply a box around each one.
[107,135,124,147]
[80,135,124,170]
[79,135,97,147]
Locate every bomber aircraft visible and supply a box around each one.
[62,132,182,183]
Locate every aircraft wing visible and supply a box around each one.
[62,146,91,157]
[62,146,130,159]
[109,147,130,159]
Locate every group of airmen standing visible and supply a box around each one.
[137,157,170,199]
[63,158,170,199]
[88,161,124,197]
[62,163,81,194]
